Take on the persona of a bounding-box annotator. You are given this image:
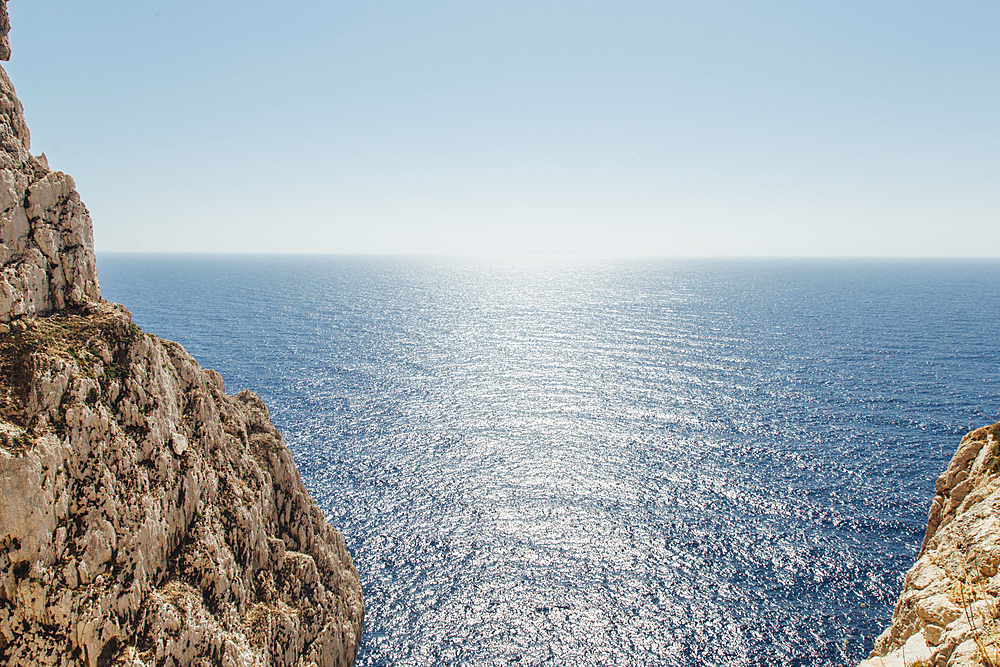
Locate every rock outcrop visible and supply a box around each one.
[861,421,1000,667]
[0,6,98,324]
[0,5,364,666]
[0,2,9,62]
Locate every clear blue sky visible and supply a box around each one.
[5,1,998,256]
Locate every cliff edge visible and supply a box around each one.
[861,421,1000,667]
[0,6,364,666]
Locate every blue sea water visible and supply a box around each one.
[97,254,1000,667]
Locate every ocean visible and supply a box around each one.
[97,254,1000,666]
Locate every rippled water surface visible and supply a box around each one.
[98,255,1000,666]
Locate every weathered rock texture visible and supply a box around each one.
[0,57,99,321]
[0,5,364,666]
[861,421,1000,667]
[0,1,9,62]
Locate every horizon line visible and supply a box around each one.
[94,250,1000,261]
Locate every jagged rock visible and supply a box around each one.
[0,3,364,665]
[860,421,1000,667]
[0,306,365,666]
[0,1,9,62]
[0,54,100,322]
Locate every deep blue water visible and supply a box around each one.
[97,254,1000,666]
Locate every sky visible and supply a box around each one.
[4,1,998,256]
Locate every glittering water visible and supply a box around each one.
[98,255,1000,666]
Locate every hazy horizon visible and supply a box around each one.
[7,1,998,257]
[95,250,1000,261]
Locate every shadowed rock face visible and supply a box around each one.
[860,422,1000,667]
[0,5,364,666]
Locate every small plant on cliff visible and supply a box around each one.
[987,433,1000,476]
[967,593,1000,666]
[951,556,1000,667]
[0,429,34,454]
[855,601,886,667]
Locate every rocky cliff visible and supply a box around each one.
[861,421,1000,667]
[0,6,364,666]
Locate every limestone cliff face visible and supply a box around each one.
[0,7,364,666]
[0,53,99,322]
[861,421,1000,667]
